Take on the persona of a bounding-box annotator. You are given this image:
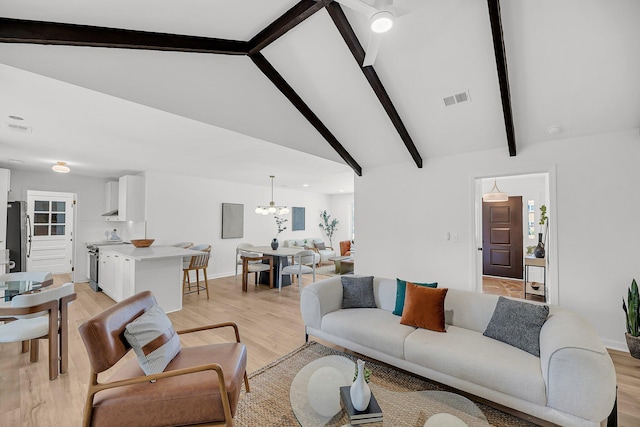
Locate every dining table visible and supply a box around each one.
[0,279,47,302]
[246,246,301,289]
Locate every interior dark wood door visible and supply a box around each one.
[482,196,523,279]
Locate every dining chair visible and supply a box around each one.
[78,291,249,427]
[183,244,211,298]
[0,282,76,380]
[235,243,261,280]
[171,241,194,249]
[278,250,317,292]
[240,253,273,292]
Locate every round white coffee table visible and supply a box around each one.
[290,355,490,426]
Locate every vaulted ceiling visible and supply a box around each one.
[0,0,638,193]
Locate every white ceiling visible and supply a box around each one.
[0,0,639,193]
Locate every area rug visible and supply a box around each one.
[316,264,338,277]
[233,341,536,426]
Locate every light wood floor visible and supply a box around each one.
[483,276,546,302]
[1,273,638,426]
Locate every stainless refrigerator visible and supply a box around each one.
[6,201,30,272]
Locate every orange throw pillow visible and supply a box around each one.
[400,283,448,332]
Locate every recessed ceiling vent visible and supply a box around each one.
[443,90,471,107]
[3,122,32,133]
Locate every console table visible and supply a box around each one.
[524,256,546,301]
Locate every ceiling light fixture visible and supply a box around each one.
[370,11,394,33]
[482,179,508,202]
[255,175,289,216]
[52,161,70,174]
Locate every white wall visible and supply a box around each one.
[355,129,640,351]
[144,171,332,278]
[328,193,355,249]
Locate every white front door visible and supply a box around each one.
[26,191,75,274]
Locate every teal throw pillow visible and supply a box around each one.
[393,278,438,316]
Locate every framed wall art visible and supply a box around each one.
[222,203,244,239]
[292,206,305,231]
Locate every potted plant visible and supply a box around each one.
[318,210,339,248]
[622,279,640,358]
[272,215,288,250]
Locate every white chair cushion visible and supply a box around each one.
[0,316,50,342]
[282,264,314,275]
[247,264,271,273]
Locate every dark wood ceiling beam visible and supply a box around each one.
[325,2,423,168]
[486,0,517,156]
[248,0,324,55]
[0,18,249,55]
[250,52,363,176]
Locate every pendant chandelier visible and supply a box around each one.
[482,179,508,202]
[255,175,289,216]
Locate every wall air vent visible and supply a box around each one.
[443,90,471,107]
[3,122,32,132]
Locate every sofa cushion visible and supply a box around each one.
[341,276,376,308]
[124,304,181,375]
[404,326,547,406]
[393,278,438,316]
[315,242,326,250]
[322,308,416,359]
[400,284,448,332]
[483,297,549,356]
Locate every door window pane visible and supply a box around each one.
[34,200,49,212]
[51,213,66,224]
[34,225,49,236]
[34,213,50,224]
[52,201,66,212]
[51,225,65,235]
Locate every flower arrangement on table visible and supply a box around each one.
[274,215,288,238]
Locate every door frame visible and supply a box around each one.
[470,168,559,305]
[26,190,77,281]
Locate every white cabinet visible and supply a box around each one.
[99,250,116,300]
[105,175,145,222]
[100,249,135,302]
[0,169,9,256]
[121,255,135,299]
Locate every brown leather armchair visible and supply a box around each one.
[339,240,352,256]
[78,291,249,427]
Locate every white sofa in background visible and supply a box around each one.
[283,238,336,264]
[300,276,617,427]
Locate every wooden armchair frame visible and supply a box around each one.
[0,287,76,380]
[82,322,249,427]
[241,255,273,292]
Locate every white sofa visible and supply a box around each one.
[283,238,336,264]
[300,276,617,427]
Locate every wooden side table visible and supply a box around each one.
[524,256,546,301]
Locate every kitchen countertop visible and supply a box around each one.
[98,245,204,261]
[85,241,129,247]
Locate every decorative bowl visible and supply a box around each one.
[131,239,155,248]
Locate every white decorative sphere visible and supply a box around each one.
[307,367,347,417]
[424,413,468,427]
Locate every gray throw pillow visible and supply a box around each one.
[483,297,549,357]
[124,304,181,375]
[315,242,326,250]
[341,276,376,308]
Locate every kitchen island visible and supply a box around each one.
[98,245,204,312]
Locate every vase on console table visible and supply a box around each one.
[271,238,279,250]
[534,233,545,258]
[350,359,371,411]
